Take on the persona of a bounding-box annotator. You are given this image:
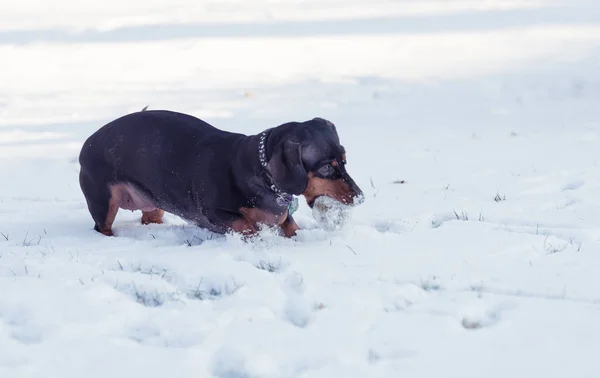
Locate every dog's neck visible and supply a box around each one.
[257,129,294,207]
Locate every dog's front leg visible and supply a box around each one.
[280,214,300,237]
[230,217,259,238]
[233,207,299,239]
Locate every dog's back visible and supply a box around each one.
[78,110,247,235]
[79,109,243,171]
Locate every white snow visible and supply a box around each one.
[0,0,565,32]
[2,0,600,377]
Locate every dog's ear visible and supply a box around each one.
[267,140,308,195]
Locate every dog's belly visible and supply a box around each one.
[110,183,157,212]
[109,182,224,233]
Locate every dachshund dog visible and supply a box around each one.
[78,109,363,237]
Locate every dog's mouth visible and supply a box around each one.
[304,173,365,209]
[307,195,322,208]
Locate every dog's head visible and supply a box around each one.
[266,117,364,208]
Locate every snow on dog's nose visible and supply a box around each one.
[311,195,353,231]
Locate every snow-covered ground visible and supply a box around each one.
[2,1,600,377]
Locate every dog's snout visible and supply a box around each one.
[341,174,364,206]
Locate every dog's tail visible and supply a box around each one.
[141,105,149,112]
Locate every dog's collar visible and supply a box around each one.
[258,130,295,208]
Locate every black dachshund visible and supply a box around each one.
[78,109,363,237]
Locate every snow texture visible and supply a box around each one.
[2,0,600,377]
[311,196,353,231]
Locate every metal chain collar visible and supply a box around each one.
[258,131,298,213]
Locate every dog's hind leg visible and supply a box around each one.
[142,209,165,225]
[79,170,120,236]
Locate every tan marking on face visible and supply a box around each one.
[303,172,355,205]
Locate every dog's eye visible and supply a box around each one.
[318,164,335,177]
